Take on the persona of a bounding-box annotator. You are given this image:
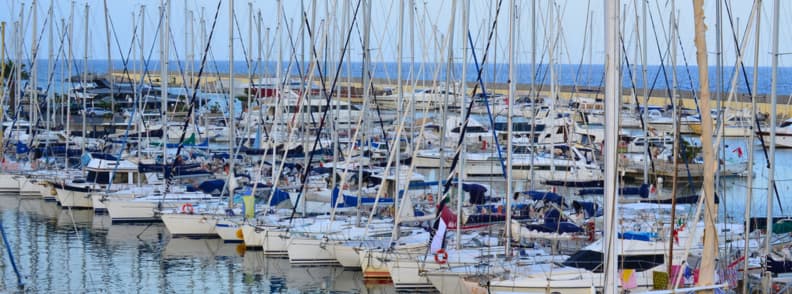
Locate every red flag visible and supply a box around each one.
[732,147,743,158]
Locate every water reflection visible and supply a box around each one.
[0,196,396,293]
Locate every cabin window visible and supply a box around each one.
[111,172,127,184]
[563,250,664,272]
[87,171,111,184]
[515,165,571,171]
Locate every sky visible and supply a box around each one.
[0,0,787,69]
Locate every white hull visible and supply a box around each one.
[55,188,93,209]
[287,237,339,265]
[215,219,243,242]
[333,243,361,268]
[764,134,792,148]
[0,173,19,194]
[241,225,289,255]
[37,182,57,201]
[426,271,473,294]
[104,200,178,222]
[161,213,219,238]
[241,224,265,248]
[18,177,42,197]
[387,256,436,289]
[261,229,290,255]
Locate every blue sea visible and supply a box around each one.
[23,60,792,96]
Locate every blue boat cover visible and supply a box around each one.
[618,231,658,241]
[523,190,565,206]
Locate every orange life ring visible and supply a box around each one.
[182,203,194,214]
[434,248,448,264]
[426,193,434,203]
[497,205,504,214]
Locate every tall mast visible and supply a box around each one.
[641,0,648,181]
[667,0,680,279]
[47,1,54,135]
[505,0,516,258]
[31,0,38,134]
[66,2,73,164]
[743,1,761,292]
[457,0,469,250]
[391,0,405,241]
[81,3,88,156]
[273,0,282,192]
[529,0,536,190]
[603,0,621,292]
[228,0,236,201]
[161,1,170,167]
[138,5,145,164]
[358,0,371,226]
[765,0,780,291]
[692,0,717,290]
[246,2,253,138]
[103,0,113,114]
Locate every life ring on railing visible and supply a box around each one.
[434,248,448,264]
[586,221,596,241]
[497,205,504,214]
[182,203,194,214]
[426,193,434,203]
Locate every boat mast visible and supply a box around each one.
[505,0,516,258]
[160,1,169,167]
[81,3,88,156]
[743,1,761,292]
[393,0,404,239]
[667,0,680,280]
[47,1,54,139]
[31,0,37,136]
[692,0,717,290]
[765,0,780,291]
[103,0,113,115]
[137,5,145,166]
[641,0,648,182]
[66,2,73,166]
[357,0,371,226]
[603,0,620,292]
[228,0,236,203]
[273,0,282,197]
[529,0,536,190]
[457,0,469,250]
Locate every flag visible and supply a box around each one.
[183,133,196,146]
[242,193,255,219]
[430,218,447,253]
[732,147,743,158]
[621,269,638,289]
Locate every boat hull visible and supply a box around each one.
[161,213,219,238]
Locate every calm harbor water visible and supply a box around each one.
[0,196,396,293]
[0,139,789,292]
